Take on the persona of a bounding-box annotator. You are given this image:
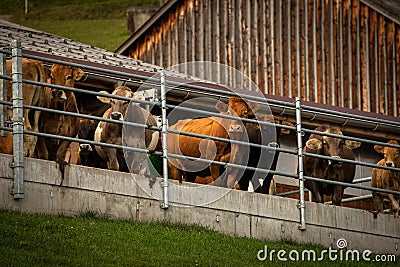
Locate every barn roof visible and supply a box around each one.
[0,19,212,89]
[116,0,400,56]
[0,19,163,73]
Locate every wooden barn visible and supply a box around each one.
[116,0,400,117]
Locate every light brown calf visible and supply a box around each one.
[371,140,400,217]
[1,59,46,156]
[36,64,84,168]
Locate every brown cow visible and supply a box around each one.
[94,86,159,172]
[303,126,361,206]
[1,59,46,156]
[36,64,84,169]
[167,97,256,187]
[371,140,400,217]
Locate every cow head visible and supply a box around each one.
[215,96,259,138]
[374,140,400,168]
[306,127,361,167]
[215,96,259,119]
[97,86,144,121]
[48,64,85,102]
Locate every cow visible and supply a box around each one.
[94,86,159,173]
[0,132,13,155]
[1,58,46,157]
[302,125,361,206]
[36,63,84,172]
[235,115,292,194]
[371,140,400,217]
[167,96,257,187]
[77,118,107,169]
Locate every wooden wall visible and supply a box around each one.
[128,0,400,117]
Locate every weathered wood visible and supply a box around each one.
[124,0,400,117]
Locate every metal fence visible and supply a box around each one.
[1,41,400,230]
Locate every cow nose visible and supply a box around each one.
[386,161,394,167]
[111,112,122,120]
[329,156,342,166]
[228,124,242,133]
[52,90,67,101]
[79,144,92,152]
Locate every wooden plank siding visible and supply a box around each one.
[125,0,400,117]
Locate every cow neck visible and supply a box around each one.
[389,168,400,181]
[319,146,331,179]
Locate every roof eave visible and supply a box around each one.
[115,0,179,55]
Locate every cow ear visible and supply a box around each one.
[345,140,361,149]
[374,144,385,154]
[97,91,111,103]
[73,68,85,81]
[306,138,322,150]
[132,93,145,100]
[215,101,228,113]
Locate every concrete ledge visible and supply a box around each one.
[0,154,399,254]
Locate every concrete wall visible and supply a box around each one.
[0,153,399,255]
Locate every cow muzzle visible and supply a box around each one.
[228,124,243,133]
[51,89,67,102]
[111,112,123,120]
[386,161,395,168]
[79,143,92,153]
[329,156,342,167]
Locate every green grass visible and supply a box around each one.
[0,209,397,266]
[0,0,160,52]
[19,19,131,52]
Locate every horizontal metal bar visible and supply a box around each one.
[303,127,400,149]
[325,194,373,205]
[0,99,12,106]
[167,152,299,180]
[302,151,400,172]
[301,104,400,128]
[0,74,11,81]
[23,103,157,131]
[22,78,159,106]
[167,128,297,156]
[19,127,150,155]
[304,175,400,196]
[0,49,11,56]
[276,189,310,197]
[353,177,372,184]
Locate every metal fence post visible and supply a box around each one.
[0,50,7,137]
[296,97,306,230]
[11,40,24,199]
[160,70,169,209]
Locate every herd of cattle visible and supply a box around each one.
[0,59,399,217]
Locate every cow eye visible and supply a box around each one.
[110,99,114,104]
